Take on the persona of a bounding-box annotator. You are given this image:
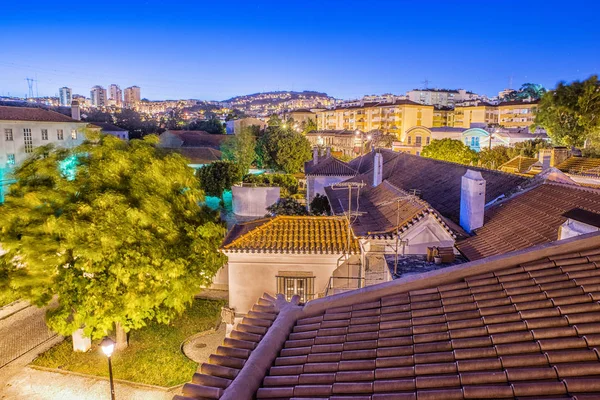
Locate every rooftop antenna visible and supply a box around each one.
[508,75,514,90]
[421,79,430,89]
[25,77,35,98]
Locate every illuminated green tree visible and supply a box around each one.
[257,126,312,173]
[422,138,479,165]
[196,160,243,198]
[0,134,226,343]
[221,126,258,174]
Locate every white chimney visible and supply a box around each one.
[71,100,81,121]
[538,149,551,170]
[373,152,383,187]
[326,147,331,158]
[313,147,319,166]
[460,169,486,233]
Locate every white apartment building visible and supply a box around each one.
[109,84,123,106]
[407,88,481,108]
[90,85,107,107]
[59,87,72,107]
[0,105,87,201]
[124,86,141,108]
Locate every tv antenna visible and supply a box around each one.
[421,79,430,89]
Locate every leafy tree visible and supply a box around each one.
[221,126,258,174]
[505,83,547,101]
[114,108,162,138]
[257,126,312,173]
[83,109,113,123]
[267,114,282,127]
[0,135,226,343]
[196,160,243,198]
[535,75,600,146]
[189,117,226,135]
[164,107,186,130]
[478,146,512,170]
[243,173,298,197]
[511,138,552,158]
[310,194,331,216]
[421,139,479,165]
[302,118,318,134]
[266,198,308,216]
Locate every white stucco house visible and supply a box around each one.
[304,148,356,208]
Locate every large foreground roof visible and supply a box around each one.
[0,105,81,123]
[175,232,600,400]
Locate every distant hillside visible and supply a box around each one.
[222,90,334,116]
[223,90,330,104]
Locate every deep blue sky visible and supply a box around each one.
[1,0,599,101]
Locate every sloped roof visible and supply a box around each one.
[325,180,456,238]
[169,147,221,164]
[457,183,600,260]
[304,156,356,176]
[499,156,539,175]
[0,105,80,123]
[90,122,128,132]
[164,130,228,149]
[222,216,359,254]
[348,149,400,174]
[344,151,529,223]
[557,157,600,174]
[175,232,600,400]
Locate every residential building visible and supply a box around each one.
[108,84,122,107]
[59,87,72,107]
[316,100,434,141]
[89,122,129,140]
[286,109,316,127]
[461,126,548,152]
[432,106,452,127]
[176,229,600,400]
[225,117,267,135]
[159,130,226,169]
[220,216,361,318]
[498,88,516,99]
[0,105,87,201]
[452,101,498,128]
[407,88,481,108]
[392,126,464,155]
[304,149,356,205]
[305,130,358,157]
[124,85,141,108]
[497,99,539,128]
[90,85,107,107]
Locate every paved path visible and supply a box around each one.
[1,367,177,400]
[0,303,58,369]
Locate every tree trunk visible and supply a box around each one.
[115,322,128,350]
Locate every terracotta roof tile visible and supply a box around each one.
[457,183,600,260]
[557,157,600,174]
[222,216,360,254]
[0,105,80,123]
[304,156,357,176]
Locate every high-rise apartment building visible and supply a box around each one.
[407,88,482,108]
[109,84,123,106]
[59,87,72,107]
[124,86,141,108]
[90,85,107,107]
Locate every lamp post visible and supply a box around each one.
[101,337,116,400]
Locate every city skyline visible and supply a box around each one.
[1,0,599,101]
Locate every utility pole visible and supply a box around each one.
[25,78,35,99]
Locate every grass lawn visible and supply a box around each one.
[32,299,225,387]
[0,289,20,308]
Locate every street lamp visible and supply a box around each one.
[101,337,116,400]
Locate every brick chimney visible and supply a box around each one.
[373,152,383,187]
[460,169,486,233]
[71,100,81,121]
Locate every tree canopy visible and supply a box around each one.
[310,194,331,216]
[535,75,600,147]
[505,83,546,101]
[196,160,243,198]
[266,198,308,216]
[188,117,226,135]
[421,138,478,165]
[221,126,258,174]
[0,134,226,339]
[257,126,312,173]
[242,173,298,198]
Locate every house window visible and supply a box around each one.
[23,128,33,153]
[426,137,430,145]
[415,136,422,145]
[41,129,48,140]
[407,136,412,144]
[276,275,315,303]
[57,129,64,140]
[7,154,15,165]
[71,129,77,140]
[5,128,13,141]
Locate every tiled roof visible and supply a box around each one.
[457,183,600,260]
[306,130,355,136]
[325,180,456,238]
[348,149,400,174]
[90,122,128,132]
[221,216,359,254]
[557,157,600,174]
[305,157,357,176]
[498,99,540,106]
[499,156,539,175]
[169,147,222,164]
[0,105,80,123]
[175,232,600,400]
[165,130,228,149]
[345,151,529,223]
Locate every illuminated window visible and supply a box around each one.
[57,129,64,140]
[71,129,77,140]
[23,128,33,153]
[408,136,412,144]
[276,276,314,303]
[415,136,422,145]
[41,129,48,140]
[5,128,13,141]
[7,154,15,165]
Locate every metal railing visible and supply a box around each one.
[325,276,365,297]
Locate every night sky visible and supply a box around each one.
[1,0,599,100]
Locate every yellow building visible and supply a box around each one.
[392,126,464,156]
[497,100,539,128]
[316,100,433,141]
[452,101,498,128]
[433,107,452,127]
